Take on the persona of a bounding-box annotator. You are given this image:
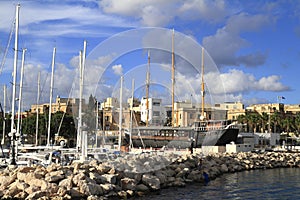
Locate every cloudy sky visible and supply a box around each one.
[0,0,299,111]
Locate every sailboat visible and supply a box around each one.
[127,31,239,149]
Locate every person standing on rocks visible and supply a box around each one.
[203,171,210,186]
[190,138,194,154]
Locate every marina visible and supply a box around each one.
[1,1,300,199]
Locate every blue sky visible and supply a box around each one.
[0,0,299,111]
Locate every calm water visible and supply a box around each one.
[134,168,300,200]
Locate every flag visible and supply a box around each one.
[277,96,286,103]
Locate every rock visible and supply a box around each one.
[100,174,117,184]
[118,190,127,198]
[127,189,134,197]
[9,180,29,191]
[72,172,87,186]
[0,174,17,188]
[220,164,228,173]
[25,191,49,200]
[57,187,68,197]
[176,167,190,178]
[17,166,35,173]
[69,188,83,198]
[25,185,40,195]
[154,171,167,185]
[58,178,73,190]
[79,182,104,196]
[4,184,22,198]
[24,177,48,190]
[14,191,27,199]
[142,174,160,190]
[135,184,149,192]
[45,170,65,182]
[121,177,137,190]
[187,170,202,182]
[100,183,115,194]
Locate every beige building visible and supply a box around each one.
[174,100,227,127]
[246,103,284,115]
[216,102,245,120]
[284,104,300,114]
[30,96,79,115]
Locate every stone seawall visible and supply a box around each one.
[0,151,299,199]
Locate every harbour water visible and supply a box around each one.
[134,168,300,199]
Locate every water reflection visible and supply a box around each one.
[134,168,300,200]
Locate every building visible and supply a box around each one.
[246,103,284,115]
[140,97,166,126]
[215,102,245,120]
[30,96,79,115]
[174,100,227,127]
[284,104,300,114]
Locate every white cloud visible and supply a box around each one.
[203,12,273,67]
[219,69,289,93]
[0,1,135,37]
[112,64,123,76]
[99,0,230,26]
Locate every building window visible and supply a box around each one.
[153,111,160,116]
[153,102,160,106]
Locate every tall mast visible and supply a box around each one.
[47,47,56,146]
[201,47,205,120]
[77,50,82,151]
[118,75,123,151]
[95,99,98,148]
[80,40,87,161]
[17,48,26,139]
[2,85,6,145]
[77,40,87,152]
[146,50,150,126]
[129,79,135,150]
[171,29,175,127]
[10,3,20,165]
[35,72,40,146]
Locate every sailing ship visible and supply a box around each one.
[126,30,239,149]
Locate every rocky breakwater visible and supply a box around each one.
[1,151,300,199]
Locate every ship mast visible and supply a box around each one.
[77,50,83,152]
[35,72,40,146]
[118,75,123,151]
[171,29,175,127]
[16,48,26,140]
[2,85,6,146]
[10,4,20,165]
[146,50,150,126]
[201,47,205,121]
[47,47,56,146]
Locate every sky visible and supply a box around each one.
[0,0,300,112]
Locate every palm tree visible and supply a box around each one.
[248,112,261,133]
[281,115,295,134]
[270,111,282,133]
[237,114,248,132]
[294,113,300,136]
[260,112,269,133]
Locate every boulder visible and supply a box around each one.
[100,174,117,184]
[121,177,137,191]
[142,174,160,190]
[100,183,115,194]
[45,170,65,182]
[25,191,49,200]
[135,184,149,192]
[58,178,73,190]
[79,182,104,196]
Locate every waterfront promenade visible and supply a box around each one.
[0,150,299,199]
